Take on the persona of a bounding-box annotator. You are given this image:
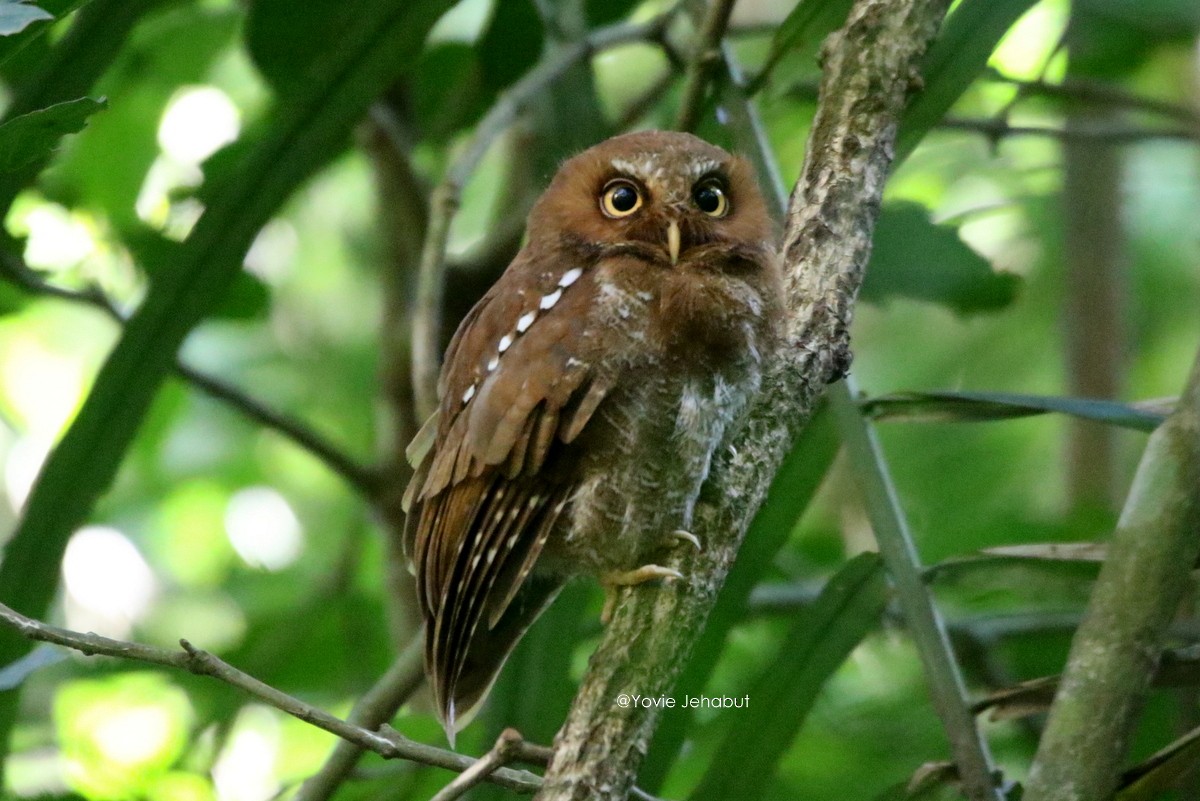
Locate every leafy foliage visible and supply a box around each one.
[0,0,1198,799]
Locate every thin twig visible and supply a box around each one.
[939,116,1196,143]
[175,364,381,496]
[430,728,526,801]
[674,0,737,132]
[617,67,678,130]
[0,250,380,498]
[410,13,676,417]
[993,72,1200,126]
[0,602,544,794]
[831,382,1004,800]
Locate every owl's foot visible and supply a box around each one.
[600,564,684,624]
[669,529,702,551]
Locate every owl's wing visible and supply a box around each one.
[402,256,612,737]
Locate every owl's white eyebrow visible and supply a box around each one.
[689,159,723,178]
[610,156,663,182]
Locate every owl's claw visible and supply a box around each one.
[600,564,684,624]
[670,529,702,551]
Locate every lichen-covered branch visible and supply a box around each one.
[535,2,952,799]
[1024,347,1200,800]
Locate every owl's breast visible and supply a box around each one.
[544,354,759,577]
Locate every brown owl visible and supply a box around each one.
[403,130,782,740]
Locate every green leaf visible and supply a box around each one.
[0,0,174,224]
[0,97,105,172]
[863,202,1019,314]
[215,270,270,320]
[44,3,238,232]
[689,553,889,801]
[585,0,639,27]
[895,0,1039,163]
[0,0,83,68]
[0,0,452,760]
[1117,723,1200,801]
[1068,0,1199,80]
[245,0,374,97]
[410,44,485,139]
[861,390,1168,432]
[749,0,855,93]
[478,0,543,96]
[0,278,29,317]
[641,404,840,791]
[0,0,51,36]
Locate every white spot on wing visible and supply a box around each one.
[487,356,499,372]
[498,334,513,353]
[539,288,562,310]
[559,268,582,287]
[517,311,536,332]
[462,384,476,404]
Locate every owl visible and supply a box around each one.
[403,130,782,740]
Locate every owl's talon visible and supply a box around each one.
[670,529,702,551]
[600,564,685,624]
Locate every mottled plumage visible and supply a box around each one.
[404,130,782,740]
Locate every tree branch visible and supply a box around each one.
[1024,345,1200,799]
[0,602,544,795]
[534,2,953,798]
[673,0,737,132]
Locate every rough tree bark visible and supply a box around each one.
[535,1,953,799]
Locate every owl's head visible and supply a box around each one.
[528,130,774,269]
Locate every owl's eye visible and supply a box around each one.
[693,181,729,217]
[600,180,643,218]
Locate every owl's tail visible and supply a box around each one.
[430,575,563,745]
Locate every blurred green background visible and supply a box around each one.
[0,0,1198,798]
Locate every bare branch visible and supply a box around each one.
[0,602,542,795]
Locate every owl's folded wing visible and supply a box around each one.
[401,259,611,735]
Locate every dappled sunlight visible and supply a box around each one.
[224,486,304,571]
[62,527,158,640]
[212,706,282,801]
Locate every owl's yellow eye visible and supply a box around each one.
[600,180,643,218]
[693,181,729,217]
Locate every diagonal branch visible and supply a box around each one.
[534,2,953,799]
[673,0,737,132]
[0,602,543,795]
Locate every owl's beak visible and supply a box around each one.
[666,219,681,265]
